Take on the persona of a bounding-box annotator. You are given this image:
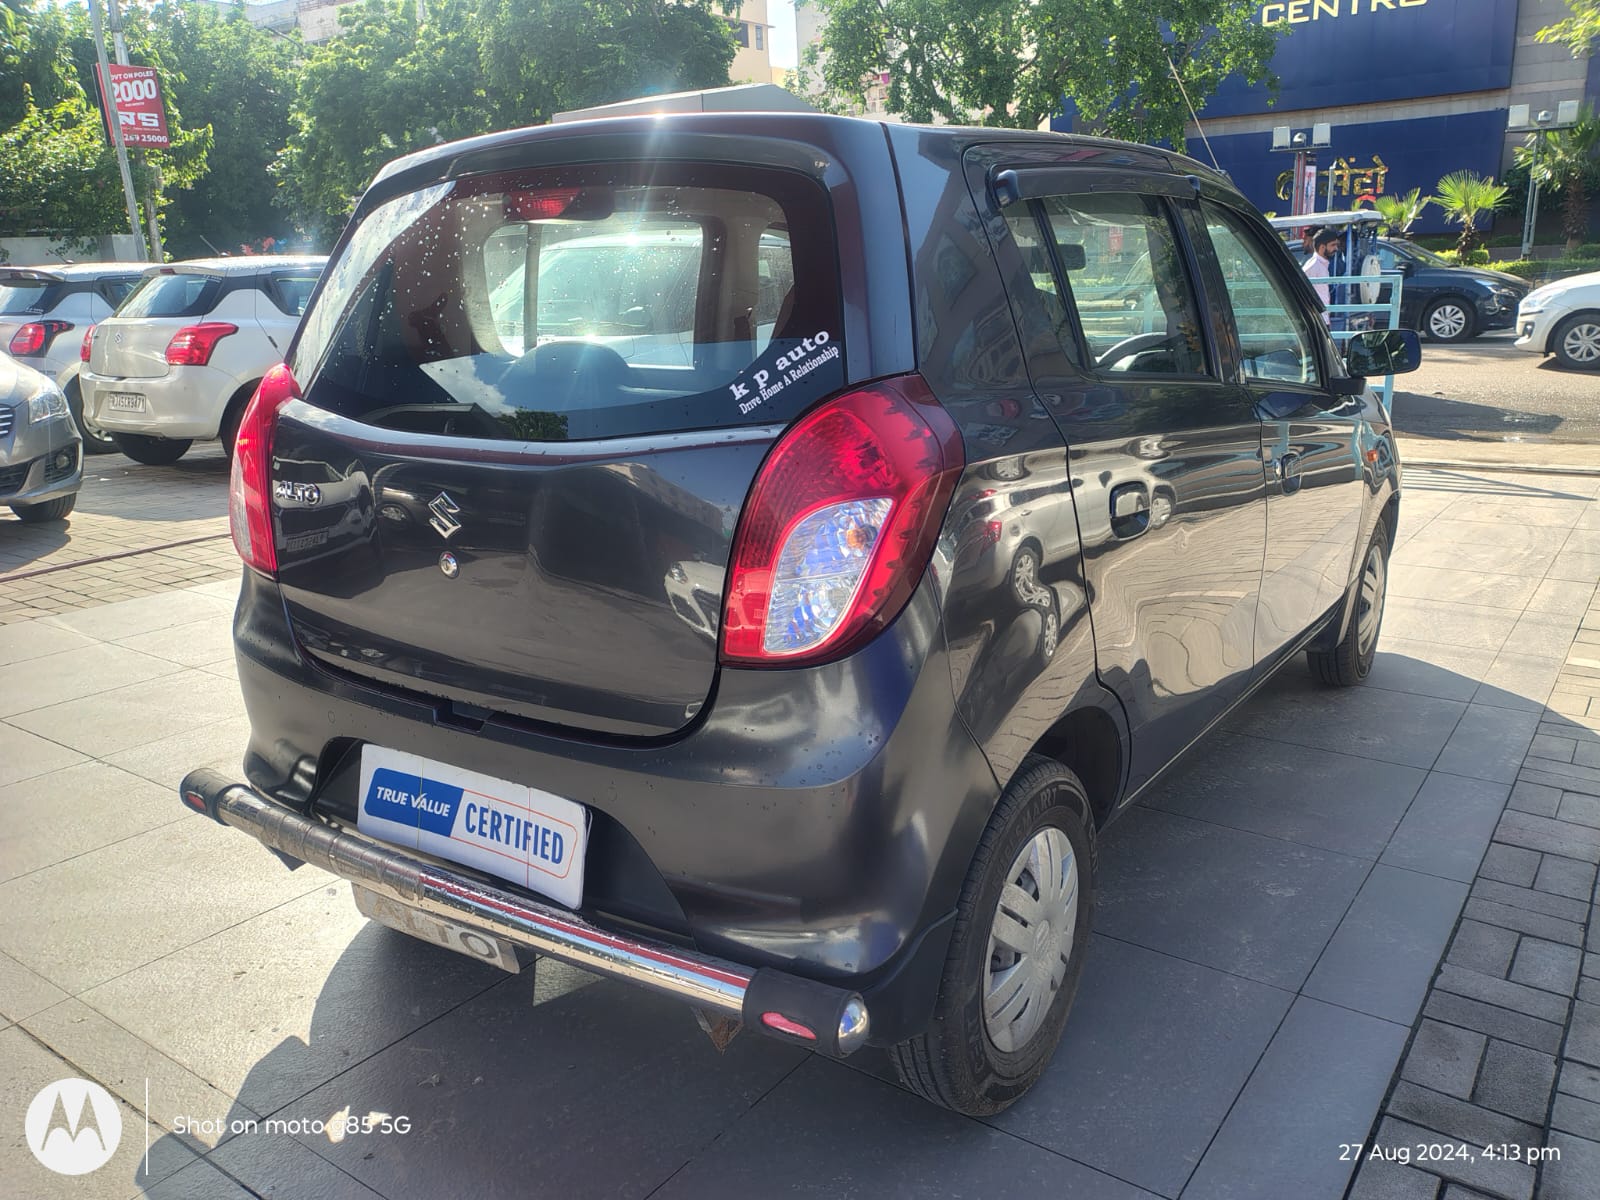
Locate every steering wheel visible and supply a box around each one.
[1096,331,1179,372]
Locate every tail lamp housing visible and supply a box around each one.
[165,322,238,366]
[8,320,74,357]
[229,364,299,575]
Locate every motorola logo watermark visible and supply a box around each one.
[25,1077,122,1176]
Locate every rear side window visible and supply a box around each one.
[98,277,140,307]
[0,279,60,315]
[119,273,222,318]
[1036,193,1209,377]
[292,164,844,442]
[264,273,321,317]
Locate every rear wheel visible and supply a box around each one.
[1308,522,1390,686]
[1551,313,1600,370]
[65,378,119,455]
[116,434,191,466]
[891,756,1095,1116]
[1423,297,1475,343]
[10,494,76,522]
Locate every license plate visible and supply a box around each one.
[352,884,520,973]
[106,393,145,412]
[356,747,587,909]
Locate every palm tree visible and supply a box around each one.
[1431,171,1510,254]
[1513,106,1600,253]
[1372,189,1430,237]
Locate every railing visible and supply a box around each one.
[1318,270,1406,413]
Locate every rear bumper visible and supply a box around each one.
[179,767,870,1055]
[80,364,236,439]
[218,568,997,1044]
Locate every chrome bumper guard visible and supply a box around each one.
[179,769,869,1056]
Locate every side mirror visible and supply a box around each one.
[1057,244,1088,271]
[1398,261,1415,277]
[1344,328,1421,378]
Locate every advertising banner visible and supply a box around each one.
[1203,0,1519,118]
[96,63,171,149]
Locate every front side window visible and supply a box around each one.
[292,164,842,442]
[1202,203,1321,387]
[1037,192,1208,376]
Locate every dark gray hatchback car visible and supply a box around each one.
[180,114,1416,1115]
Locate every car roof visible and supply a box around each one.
[0,262,149,282]
[140,256,327,277]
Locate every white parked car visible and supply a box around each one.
[1514,270,1600,371]
[0,263,145,453]
[79,257,324,464]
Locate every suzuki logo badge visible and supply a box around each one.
[428,492,462,540]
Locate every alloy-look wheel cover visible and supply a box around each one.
[1560,320,1600,365]
[984,826,1078,1053]
[1357,542,1387,657]
[1428,303,1468,340]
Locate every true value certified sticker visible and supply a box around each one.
[356,747,587,909]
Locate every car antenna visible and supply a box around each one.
[1165,50,1222,175]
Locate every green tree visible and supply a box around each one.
[1513,106,1600,253]
[1537,0,1599,58]
[796,0,1278,144]
[1371,188,1429,237]
[0,92,132,245]
[1431,171,1509,254]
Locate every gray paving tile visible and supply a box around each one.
[1327,1158,1441,1200]
[1382,599,1519,653]
[1471,878,1592,924]
[1552,1093,1600,1141]
[1493,811,1600,866]
[277,973,807,1200]
[1562,1062,1600,1105]
[1527,578,1597,617]
[0,642,180,719]
[1471,1039,1557,1125]
[82,887,514,1116]
[1433,706,1542,784]
[1512,939,1583,995]
[1096,808,1370,989]
[1226,673,1466,768]
[0,761,180,884]
[1507,780,1563,818]
[1304,865,1467,1023]
[1373,1114,1533,1200]
[1422,991,1563,1054]
[204,1132,386,1200]
[42,589,232,640]
[1387,1080,1542,1148]
[1447,921,1519,978]
[132,1156,256,1200]
[7,669,245,758]
[1140,731,1425,858]
[1559,791,1600,829]
[1500,612,1583,660]
[0,720,86,787]
[990,936,1291,1196]
[655,1057,1157,1200]
[1535,856,1599,901]
[101,716,251,792]
[1541,1132,1600,1200]
[0,619,97,666]
[1401,1019,1485,1099]
[0,948,67,1024]
[1571,1002,1600,1069]
[1183,997,1407,1200]
[1381,775,1509,882]
[1388,563,1540,610]
[1391,537,1561,581]
[0,819,328,993]
[1435,965,1568,1024]
[1480,843,1541,887]
[113,615,236,669]
[1366,637,1498,704]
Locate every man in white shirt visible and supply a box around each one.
[1303,227,1339,326]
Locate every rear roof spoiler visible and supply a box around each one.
[0,268,65,283]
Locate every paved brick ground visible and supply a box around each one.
[0,446,234,623]
[1350,589,1600,1200]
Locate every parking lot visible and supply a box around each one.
[3,422,1600,1198]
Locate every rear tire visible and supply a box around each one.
[1422,297,1475,343]
[65,378,119,455]
[890,755,1095,1116]
[10,494,77,522]
[116,434,191,466]
[1308,521,1390,686]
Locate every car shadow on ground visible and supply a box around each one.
[123,634,1597,1200]
[1390,389,1566,441]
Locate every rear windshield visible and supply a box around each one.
[291,163,844,442]
[0,279,59,315]
[119,272,223,318]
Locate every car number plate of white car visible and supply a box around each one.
[106,393,146,412]
[352,884,521,973]
[356,746,587,909]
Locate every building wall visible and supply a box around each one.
[723,0,775,84]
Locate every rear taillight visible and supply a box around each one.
[720,374,964,666]
[229,364,298,575]
[165,322,237,366]
[8,320,73,357]
[80,325,95,362]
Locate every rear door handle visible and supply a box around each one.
[1110,482,1151,539]
[1276,450,1304,495]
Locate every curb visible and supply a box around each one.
[1400,458,1600,479]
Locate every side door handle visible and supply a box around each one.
[1276,450,1304,495]
[1110,482,1151,539]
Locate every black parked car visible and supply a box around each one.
[179,114,1417,1116]
[1294,236,1526,343]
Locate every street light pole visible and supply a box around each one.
[87,0,148,262]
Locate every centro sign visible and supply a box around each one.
[96,63,171,149]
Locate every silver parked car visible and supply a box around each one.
[0,351,82,522]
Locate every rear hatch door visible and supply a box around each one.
[89,269,223,379]
[0,270,65,352]
[272,157,850,737]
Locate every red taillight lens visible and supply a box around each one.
[505,188,581,220]
[80,325,95,362]
[9,320,72,357]
[229,364,298,575]
[720,374,964,666]
[165,322,237,366]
